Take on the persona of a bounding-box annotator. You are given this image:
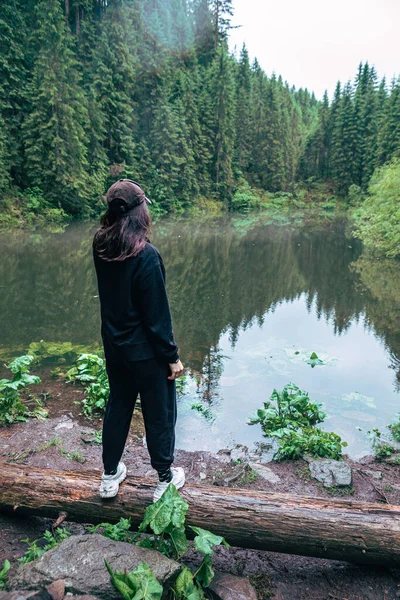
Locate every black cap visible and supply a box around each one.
[106,179,152,209]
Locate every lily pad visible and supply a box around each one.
[283,348,337,368]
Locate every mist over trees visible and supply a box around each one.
[0,0,399,216]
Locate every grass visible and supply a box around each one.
[3,437,86,464]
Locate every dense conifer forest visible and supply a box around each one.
[0,0,399,220]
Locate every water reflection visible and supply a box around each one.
[0,214,399,455]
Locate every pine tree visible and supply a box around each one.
[0,0,29,186]
[192,0,214,65]
[91,1,138,174]
[248,59,269,189]
[208,41,236,201]
[234,44,252,176]
[377,78,400,165]
[210,0,234,48]
[22,0,90,215]
[148,79,198,209]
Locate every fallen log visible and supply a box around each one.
[0,462,399,567]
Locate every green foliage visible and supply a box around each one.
[0,560,10,589]
[106,560,163,600]
[249,384,347,460]
[28,340,101,364]
[249,383,326,434]
[388,416,400,443]
[353,160,400,258]
[365,419,400,458]
[230,181,259,212]
[98,486,229,598]
[18,528,70,565]
[68,354,109,417]
[275,428,347,461]
[0,355,46,425]
[189,526,230,555]
[87,518,134,543]
[173,567,205,600]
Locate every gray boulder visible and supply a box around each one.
[8,534,182,599]
[209,573,258,600]
[247,463,281,484]
[305,457,352,487]
[0,593,51,600]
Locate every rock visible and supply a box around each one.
[247,463,280,484]
[0,592,51,600]
[305,458,352,488]
[8,534,182,600]
[215,450,231,464]
[209,573,258,600]
[230,445,249,463]
[54,419,73,431]
[364,469,382,480]
[46,580,65,600]
[199,472,207,480]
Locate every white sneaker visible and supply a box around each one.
[99,462,127,498]
[153,467,185,503]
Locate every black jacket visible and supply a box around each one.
[93,242,179,363]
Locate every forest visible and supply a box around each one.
[0,0,399,253]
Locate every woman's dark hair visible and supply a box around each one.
[93,199,151,261]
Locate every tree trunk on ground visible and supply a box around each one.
[0,462,399,567]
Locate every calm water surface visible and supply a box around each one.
[1,213,399,458]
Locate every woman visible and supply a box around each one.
[93,178,185,502]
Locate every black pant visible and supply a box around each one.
[102,353,176,473]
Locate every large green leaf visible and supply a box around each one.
[105,560,163,600]
[139,484,188,536]
[194,555,214,588]
[165,524,189,557]
[189,526,230,555]
[174,567,204,600]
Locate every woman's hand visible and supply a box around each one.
[168,360,184,380]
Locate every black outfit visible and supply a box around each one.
[93,242,179,473]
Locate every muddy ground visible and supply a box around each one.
[1,367,400,599]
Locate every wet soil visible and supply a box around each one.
[1,368,400,599]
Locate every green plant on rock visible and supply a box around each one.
[18,528,70,565]
[0,355,47,425]
[249,383,347,460]
[68,354,109,417]
[106,560,163,600]
[103,485,230,599]
[0,560,10,589]
[365,427,398,459]
[87,518,135,543]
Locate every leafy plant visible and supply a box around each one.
[0,560,10,589]
[68,354,109,417]
[87,518,135,543]
[249,383,347,460]
[306,352,324,368]
[106,560,163,600]
[388,415,400,443]
[105,561,163,600]
[249,383,326,435]
[18,528,70,565]
[101,485,229,599]
[0,355,47,425]
[275,428,347,460]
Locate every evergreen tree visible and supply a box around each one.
[234,44,252,176]
[377,78,400,165]
[22,0,90,214]
[210,0,234,48]
[192,0,214,65]
[0,0,29,185]
[208,42,236,201]
[91,1,138,174]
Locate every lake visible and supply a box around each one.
[1,212,399,458]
